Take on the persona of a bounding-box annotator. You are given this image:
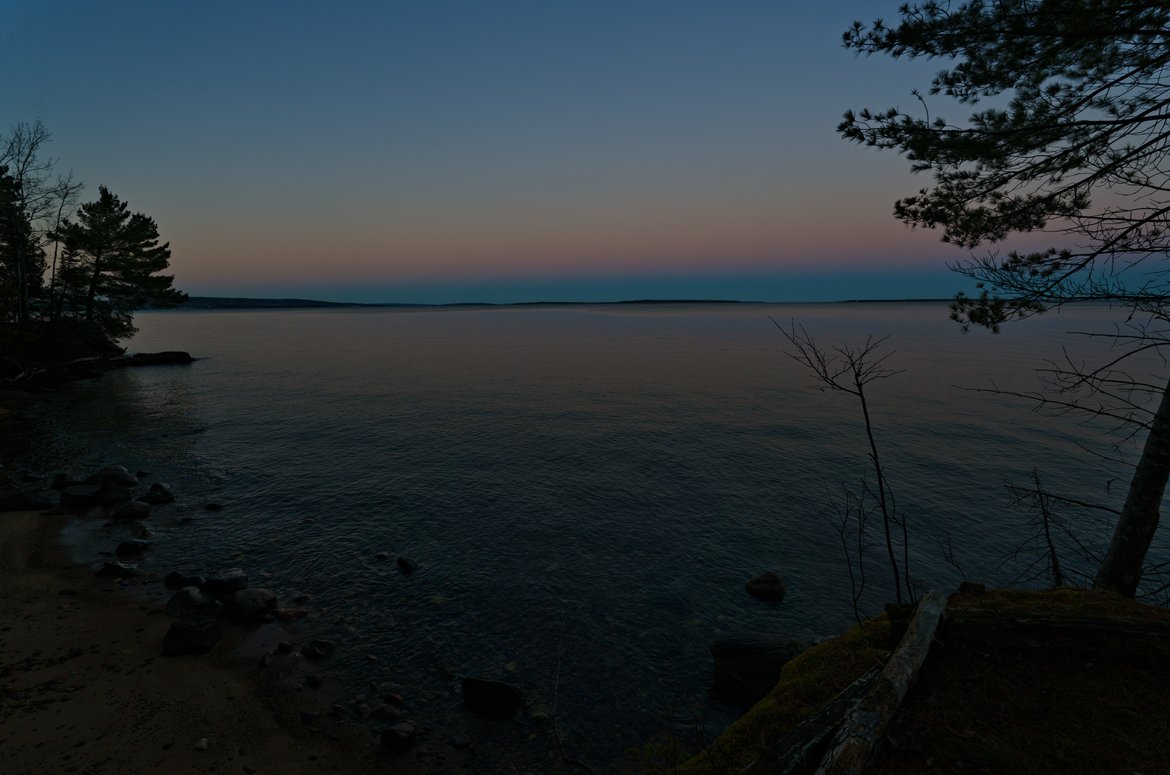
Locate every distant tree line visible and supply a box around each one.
[0,120,184,370]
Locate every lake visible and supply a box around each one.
[6,301,1166,769]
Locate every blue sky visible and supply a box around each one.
[5,1,986,303]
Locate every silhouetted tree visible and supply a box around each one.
[841,1,1170,597]
[55,186,185,339]
[0,165,41,323]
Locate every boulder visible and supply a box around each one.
[167,586,213,618]
[380,722,416,753]
[59,484,102,510]
[745,570,787,602]
[461,677,523,718]
[84,465,140,488]
[112,500,151,520]
[139,482,175,505]
[0,489,53,512]
[164,570,188,589]
[115,539,150,558]
[226,588,278,623]
[204,568,248,597]
[710,634,803,704]
[396,556,418,574]
[95,485,134,506]
[95,561,137,579]
[162,616,221,656]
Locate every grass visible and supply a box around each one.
[657,588,1170,775]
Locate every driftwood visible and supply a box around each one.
[739,666,881,775]
[814,590,947,775]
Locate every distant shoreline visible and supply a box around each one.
[170,296,955,311]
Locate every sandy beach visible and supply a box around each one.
[0,508,436,775]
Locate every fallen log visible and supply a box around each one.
[739,666,881,775]
[815,590,947,775]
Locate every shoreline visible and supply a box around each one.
[0,507,440,774]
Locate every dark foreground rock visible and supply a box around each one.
[380,722,416,753]
[745,570,787,602]
[204,568,249,597]
[166,586,214,618]
[710,633,803,704]
[227,588,278,623]
[461,677,524,718]
[162,616,222,656]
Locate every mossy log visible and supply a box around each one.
[739,666,881,775]
[815,590,947,775]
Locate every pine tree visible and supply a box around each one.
[840,1,1170,596]
[56,186,185,340]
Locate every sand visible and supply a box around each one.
[0,508,434,775]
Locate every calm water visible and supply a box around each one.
[7,302,1167,769]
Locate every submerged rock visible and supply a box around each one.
[461,677,523,718]
[745,570,787,602]
[302,640,335,661]
[396,556,418,574]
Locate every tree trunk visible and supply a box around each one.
[84,253,102,322]
[1094,371,1170,597]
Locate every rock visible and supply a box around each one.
[302,640,335,661]
[275,608,308,622]
[0,489,53,512]
[396,556,417,574]
[710,634,803,704]
[958,581,987,595]
[112,500,151,520]
[50,473,75,491]
[380,722,416,753]
[60,484,103,510]
[126,521,152,539]
[226,588,278,623]
[461,677,523,718]
[95,485,134,506]
[139,482,175,505]
[96,561,138,579]
[299,710,320,726]
[450,733,472,749]
[375,551,388,561]
[371,703,402,721]
[193,737,209,751]
[306,674,324,689]
[383,692,404,707]
[164,571,187,588]
[85,465,140,488]
[291,593,311,604]
[162,617,221,656]
[745,570,787,602]
[115,539,150,558]
[166,586,213,618]
[204,502,224,511]
[204,568,248,597]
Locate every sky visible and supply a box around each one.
[6,1,989,304]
